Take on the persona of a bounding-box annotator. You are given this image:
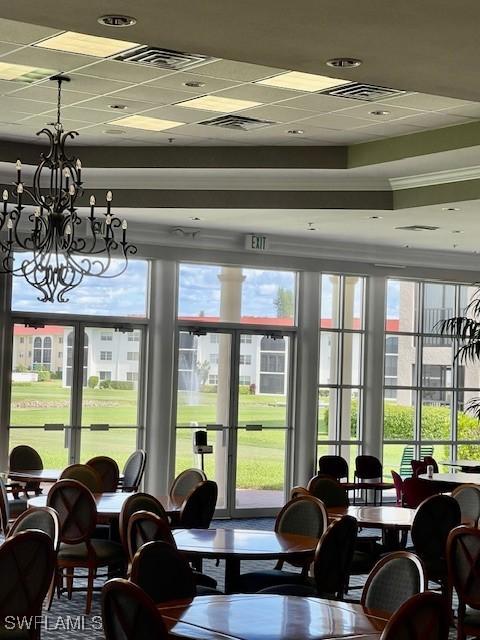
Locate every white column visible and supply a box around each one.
[292,271,320,487]
[363,276,387,460]
[0,273,12,471]
[144,260,177,495]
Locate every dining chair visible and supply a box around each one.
[379,591,450,640]
[169,468,207,502]
[411,493,461,594]
[447,525,480,640]
[258,514,359,600]
[411,459,428,478]
[0,477,27,537]
[289,486,310,499]
[130,540,219,603]
[119,492,169,557]
[354,455,394,505]
[391,470,404,506]
[59,463,102,493]
[120,450,147,492]
[451,484,480,527]
[9,444,43,496]
[423,455,439,473]
[235,495,327,593]
[86,456,120,492]
[176,480,218,529]
[307,475,349,507]
[0,530,55,640]
[402,476,436,508]
[47,479,125,614]
[102,578,168,640]
[361,551,426,617]
[318,455,349,482]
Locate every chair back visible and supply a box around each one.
[8,506,60,550]
[313,515,358,600]
[169,468,207,501]
[102,578,168,640]
[307,475,349,507]
[9,445,43,471]
[361,551,426,616]
[402,477,436,508]
[47,479,97,545]
[275,495,327,539]
[379,592,450,640]
[355,455,382,481]
[86,456,119,492]
[452,484,480,527]
[289,486,310,500]
[411,459,428,478]
[447,525,480,610]
[60,463,102,493]
[399,445,434,478]
[0,477,10,536]
[178,480,218,529]
[119,493,168,554]
[130,540,196,603]
[411,494,461,569]
[122,450,146,492]
[423,456,438,473]
[391,470,404,506]
[0,530,55,620]
[318,455,349,481]
[127,511,176,560]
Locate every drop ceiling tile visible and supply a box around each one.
[0,79,25,94]
[146,71,240,95]
[43,106,112,124]
[73,59,170,84]
[6,84,93,104]
[109,84,194,105]
[68,74,132,95]
[0,42,23,57]
[442,104,480,118]
[337,102,426,121]
[0,46,98,72]
[398,111,471,128]
[352,121,424,137]
[297,113,373,130]
[20,115,94,131]
[195,59,285,82]
[238,104,317,123]
[381,92,471,111]
[213,83,299,103]
[76,94,155,113]
[0,110,33,124]
[0,20,61,45]
[168,122,249,140]
[279,93,358,112]
[139,104,214,123]
[76,123,129,138]
[0,96,52,115]
[316,129,382,144]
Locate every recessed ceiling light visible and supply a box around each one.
[36,31,138,58]
[326,58,362,68]
[403,244,410,248]
[287,129,304,135]
[368,215,383,219]
[452,230,464,234]
[256,71,351,92]
[108,115,185,132]
[184,80,205,88]
[369,110,390,116]
[307,222,316,231]
[442,206,461,212]
[109,104,128,110]
[98,15,137,27]
[175,95,262,112]
[190,216,202,221]
[0,61,55,83]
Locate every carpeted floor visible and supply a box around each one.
[16,518,457,639]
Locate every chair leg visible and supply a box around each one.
[66,568,74,600]
[85,568,95,615]
[45,572,56,610]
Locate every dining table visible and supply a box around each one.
[8,468,62,484]
[440,460,480,472]
[172,528,319,594]
[418,471,480,488]
[327,505,415,549]
[158,594,389,640]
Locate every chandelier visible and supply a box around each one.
[0,75,137,303]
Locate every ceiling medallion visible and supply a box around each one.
[0,75,137,303]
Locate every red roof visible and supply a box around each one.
[14,326,66,336]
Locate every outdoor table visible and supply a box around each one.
[159,594,389,640]
[172,528,318,593]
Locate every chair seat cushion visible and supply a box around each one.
[58,539,124,564]
[236,569,306,594]
[463,606,480,628]
[193,571,217,589]
[350,549,377,575]
[195,585,222,596]
[8,498,28,518]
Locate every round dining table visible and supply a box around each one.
[419,471,480,488]
[158,594,388,640]
[441,460,480,472]
[9,468,62,483]
[172,528,318,594]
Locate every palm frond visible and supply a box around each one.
[455,340,480,364]
[465,396,480,421]
[437,316,480,339]
[466,289,480,318]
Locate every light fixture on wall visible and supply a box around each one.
[0,75,137,303]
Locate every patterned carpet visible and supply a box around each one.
[13,517,456,639]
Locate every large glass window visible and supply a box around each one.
[384,279,480,476]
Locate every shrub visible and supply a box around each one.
[99,379,111,389]
[37,370,51,382]
[200,384,218,393]
[88,376,99,389]
[239,385,250,395]
[110,381,134,390]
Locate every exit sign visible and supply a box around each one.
[245,234,269,251]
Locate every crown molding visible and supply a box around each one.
[390,165,480,190]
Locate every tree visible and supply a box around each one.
[195,360,210,386]
[439,289,480,418]
[274,287,294,318]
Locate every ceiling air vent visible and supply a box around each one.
[114,46,214,71]
[395,225,440,231]
[199,115,275,131]
[321,82,406,102]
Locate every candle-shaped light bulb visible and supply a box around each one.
[106,191,113,202]
[122,220,128,230]
[89,195,96,207]
[63,168,69,178]
[3,189,8,201]
[7,218,12,229]
[34,207,41,217]
[16,183,23,194]
[15,160,21,171]
[69,184,76,196]
[106,214,112,225]
[65,223,72,235]
[76,159,82,170]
